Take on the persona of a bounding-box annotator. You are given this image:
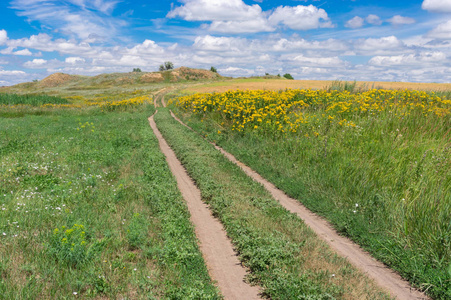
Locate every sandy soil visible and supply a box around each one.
[185,79,451,93]
[148,105,261,299]
[167,107,430,300]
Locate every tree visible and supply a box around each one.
[159,61,174,71]
[132,68,142,72]
[283,73,294,80]
[164,61,174,70]
[210,66,217,73]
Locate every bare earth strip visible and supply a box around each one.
[168,109,430,300]
[148,112,261,300]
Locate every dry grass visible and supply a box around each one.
[185,78,451,93]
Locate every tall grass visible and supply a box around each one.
[0,93,69,106]
[171,88,451,299]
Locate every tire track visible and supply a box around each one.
[148,108,261,299]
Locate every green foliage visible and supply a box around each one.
[164,61,174,70]
[0,93,69,106]
[132,68,142,72]
[126,213,148,250]
[210,66,217,73]
[283,73,294,80]
[48,224,99,267]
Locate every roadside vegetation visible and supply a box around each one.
[170,87,451,299]
[155,107,390,300]
[0,98,220,298]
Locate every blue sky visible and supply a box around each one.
[1,0,451,85]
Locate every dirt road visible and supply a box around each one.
[148,111,261,300]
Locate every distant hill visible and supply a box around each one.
[0,67,223,94]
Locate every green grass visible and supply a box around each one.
[0,104,220,299]
[170,92,451,299]
[0,93,69,106]
[154,107,391,300]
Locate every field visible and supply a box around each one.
[0,95,220,298]
[170,87,451,299]
[1,72,450,299]
[185,78,451,94]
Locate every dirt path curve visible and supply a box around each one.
[167,109,430,300]
[148,109,261,299]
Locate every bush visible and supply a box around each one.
[47,224,100,267]
[132,68,142,72]
[210,66,217,73]
[283,73,294,80]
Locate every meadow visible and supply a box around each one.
[170,87,451,299]
[0,97,220,298]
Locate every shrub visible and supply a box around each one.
[283,73,294,80]
[48,224,100,267]
[210,66,217,73]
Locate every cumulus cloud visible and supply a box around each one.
[24,58,48,67]
[167,0,264,21]
[0,29,7,45]
[345,16,364,29]
[354,36,406,55]
[126,40,165,55]
[169,1,332,33]
[427,20,451,39]
[388,15,415,25]
[269,5,333,30]
[422,0,451,13]
[65,56,86,64]
[14,49,33,55]
[366,14,382,25]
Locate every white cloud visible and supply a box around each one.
[209,19,274,33]
[388,15,416,25]
[219,66,255,76]
[7,33,97,56]
[24,59,47,67]
[271,38,348,52]
[0,29,7,45]
[167,0,264,21]
[366,14,382,26]
[65,57,86,64]
[422,0,451,13]
[355,36,406,54]
[427,20,451,39]
[13,49,33,56]
[269,5,333,30]
[290,54,345,67]
[126,39,165,55]
[345,16,364,29]
[193,35,245,52]
[369,51,446,66]
[0,70,26,75]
